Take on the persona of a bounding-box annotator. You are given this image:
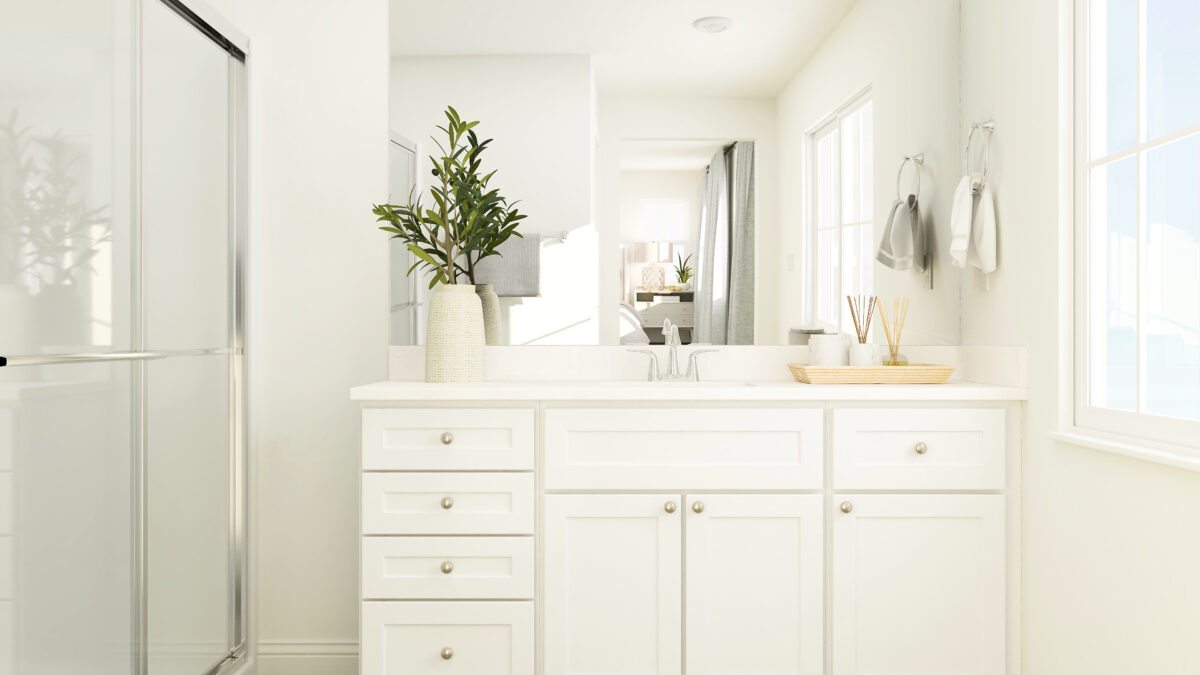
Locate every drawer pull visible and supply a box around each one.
[691,501,705,514]
[914,441,928,455]
[664,501,677,514]
[440,560,454,574]
[440,496,455,510]
[441,647,454,660]
[440,431,454,445]
[840,501,853,514]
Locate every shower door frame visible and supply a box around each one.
[135,3,250,673]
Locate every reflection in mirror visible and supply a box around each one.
[389,0,967,346]
[618,140,756,345]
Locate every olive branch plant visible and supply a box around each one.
[372,106,526,288]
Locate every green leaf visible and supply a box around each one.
[407,243,440,269]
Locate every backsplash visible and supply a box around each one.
[387,345,1028,387]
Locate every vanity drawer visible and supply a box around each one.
[832,408,1006,490]
[545,407,824,490]
[362,407,534,471]
[362,473,535,535]
[361,601,533,675]
[362,536,534,600]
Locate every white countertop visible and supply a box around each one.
[351,379,1028,402]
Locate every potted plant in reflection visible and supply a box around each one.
[673,253,694,290]
[372,106,526,381]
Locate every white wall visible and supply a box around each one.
[598,96,778,343]
[776,0,961,345]
[391,55,598,345]
[959,1,1200,674]
[201,1,391,674]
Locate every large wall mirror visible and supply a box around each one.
[388,0,974,346]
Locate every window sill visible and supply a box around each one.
[1049,428,1200,473]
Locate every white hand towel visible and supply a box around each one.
[968,184,997,274]
[949,174,997,274]
[876,194,924,271]
[949,175,976,268]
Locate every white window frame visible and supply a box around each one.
[1069,0,1200,462]
[805,87,874,334]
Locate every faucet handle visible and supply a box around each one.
[627,349,661,381]
[685,349,719,380]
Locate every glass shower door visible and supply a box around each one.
[0,0,247,673]
[0,1,136,673]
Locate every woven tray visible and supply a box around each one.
[788,363,955,385]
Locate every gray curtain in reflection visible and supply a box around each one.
[695,141,755,344]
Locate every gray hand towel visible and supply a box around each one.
[876,194,924,271]
[474,233,541,296]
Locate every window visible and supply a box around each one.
[640,199,689,243]
[810,92,874,333]
[1076,0,1200,449]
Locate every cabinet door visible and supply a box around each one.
[686,494,824,675]
[832,494,1005,675]
[545,494,682,675]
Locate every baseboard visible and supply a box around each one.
[257,640,358,675]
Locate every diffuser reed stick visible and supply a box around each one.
[876,297,910,365]
[847,295,876,344]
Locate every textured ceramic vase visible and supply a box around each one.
[425,284,485,383]
[475,283,501,346]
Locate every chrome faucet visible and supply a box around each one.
[663,319,682,378]
[628,319,718,382]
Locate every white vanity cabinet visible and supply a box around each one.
[543,492,825,675]
[831,494,1006,675]
[354,384,1024,675]
[684,494,825,675]
[544,494,683,675]
[359,408,536,675]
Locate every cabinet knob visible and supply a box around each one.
[664,501,677,514]
[441,647,454,660]
[440,432,454,445]
[840,501,853,514]
[691,501,705,514]
[915,441,928,455]
[440,561,454,574]
[440,496,454,510]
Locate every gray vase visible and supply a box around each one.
[475,283,500,346]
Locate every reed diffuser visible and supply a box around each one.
[847,295,877,366]
[876,297,910,366]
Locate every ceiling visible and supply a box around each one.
[390,0,859,97]
[620,140,727,172]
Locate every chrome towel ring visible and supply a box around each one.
[896,153,924,200]
[965,120,995,185]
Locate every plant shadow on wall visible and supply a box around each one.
[371,106,527,381]
[0,109,112,351]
